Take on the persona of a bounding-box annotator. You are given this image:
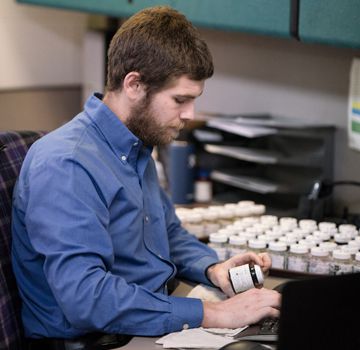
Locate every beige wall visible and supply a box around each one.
[0,87,82,131]
[196,29,360,213]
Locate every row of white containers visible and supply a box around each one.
[176,202,360,275]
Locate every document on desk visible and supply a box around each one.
[156,284,248,349]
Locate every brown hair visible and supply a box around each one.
[106,6,213,95]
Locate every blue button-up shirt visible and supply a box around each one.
[11,93,218,338]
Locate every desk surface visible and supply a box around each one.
[116,276,288,350]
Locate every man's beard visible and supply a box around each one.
[125,96,184,146]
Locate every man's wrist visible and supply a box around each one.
[205,263,218,286]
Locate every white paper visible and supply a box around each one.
[155,284,248,348]
[348,57,360,151]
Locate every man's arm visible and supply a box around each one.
[16,155,204,336]
[160,189,219,285]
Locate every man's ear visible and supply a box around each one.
[123,71,146,101]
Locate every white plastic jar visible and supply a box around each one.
[184,212,205,239]
[308,247,330,275]
[319,241,338,252]
[248,239,267,254]
[268,241,287,269]
[329,249,353,275]
[287,244,309,272]
[228,235,248,258]
[229,263,264,293]
[299,219,317,231]
[260,215,278,226]
[202,210,221,236]
[318,221,336,233]
[334,233,351,246]
[208,233,228,261]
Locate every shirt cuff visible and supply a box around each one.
[191,255,219,286]
[167,296,203,333]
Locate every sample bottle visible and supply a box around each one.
[308,247,330,275]
[194,169,212,203]
[248,238,267,254]
[208,233,228,261]
[329,250,353,275]
[268,241,287,270]
[229,263,264,293]
[228,235,248,258]
[287,244,309,272]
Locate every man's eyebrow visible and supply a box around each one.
[174,91,203,99]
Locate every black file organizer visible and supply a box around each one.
[193,117,335,217]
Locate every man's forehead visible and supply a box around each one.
[165,75,204,96]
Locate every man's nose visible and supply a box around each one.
[180,103,195,121]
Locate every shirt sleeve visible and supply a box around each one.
[22,154,204,335]
[160,189,219,285]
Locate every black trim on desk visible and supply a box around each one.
[290,0,300,40]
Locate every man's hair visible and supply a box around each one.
[106,6,214,95]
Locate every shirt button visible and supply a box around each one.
[121,155,127,161]
[133,142,138,146]
[182,323,189,330]
[144,215,149,223]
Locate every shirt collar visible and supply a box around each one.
[84,93,153,165]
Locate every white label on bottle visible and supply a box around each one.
[229,264,255,293]
[270,254,285,269]
[287,256,308,272]
[329,262,353,275]
[308,260,330,274]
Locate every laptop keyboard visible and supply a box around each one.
[234,317,279,341]
[259,318,279,335]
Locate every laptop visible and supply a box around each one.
[235,273,360,349]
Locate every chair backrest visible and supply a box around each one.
[0,131,45,350]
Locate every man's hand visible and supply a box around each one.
[206,252,272,297]
[202,287,281,329]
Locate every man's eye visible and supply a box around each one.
[174,98,185,104]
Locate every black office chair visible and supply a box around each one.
[0,130,45,350]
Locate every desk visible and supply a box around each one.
[117,276,288,350]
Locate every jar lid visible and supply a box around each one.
[279,236,297,246]
[334,233,351,244]
[338,224,357,234]
[310,247,329,257]
[318,222,337,234]
[312,230,331,241]
[237,200,255,207]
[229,235,247,245]
[202,211,218,220]
[279,217,298,229]
[305,235,322,244]
[268,241,287,252]
[299,219,317,229]
[341,245,358,255]
[348,239,360,248]
[272,225,290,234]
[209,233,228,243]
[332,249,351,260]
[291,228,310,239]
[319,241,338,251]
[257,234,273,243]
[218,208,235,219]
[234,207,252,217]
[355,252,360,261]
[187,213,202,223]
[260,215,278,225]
[248,239,267,249]
[290,244,308,254]
[298,239,316,249]
[250,204,266,215]
[246,226,263,236]
[218,227,237,236]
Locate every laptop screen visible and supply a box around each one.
[277,272,360,350]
